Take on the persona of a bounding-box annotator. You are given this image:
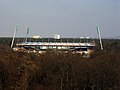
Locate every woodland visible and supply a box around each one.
[0,38,120,90]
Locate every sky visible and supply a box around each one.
[0,0,120,38]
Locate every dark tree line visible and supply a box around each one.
[0,43,120,90]
[0,37,120,51]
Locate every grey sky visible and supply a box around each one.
[0,0,120,38]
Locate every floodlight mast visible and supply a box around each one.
[96,26,104,50]
[25,27,29,42]
[11,25,18,48]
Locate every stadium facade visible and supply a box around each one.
[13,38,95,54]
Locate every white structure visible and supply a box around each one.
[96,26,104,50]
[32,35,41,39]
[14,41,95,54]
[11,25,18,48]
[54,34,60,39]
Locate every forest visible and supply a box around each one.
[0,38,120,90]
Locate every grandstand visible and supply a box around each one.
[13,38,95,54]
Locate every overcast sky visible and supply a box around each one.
[0,0,120,38]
